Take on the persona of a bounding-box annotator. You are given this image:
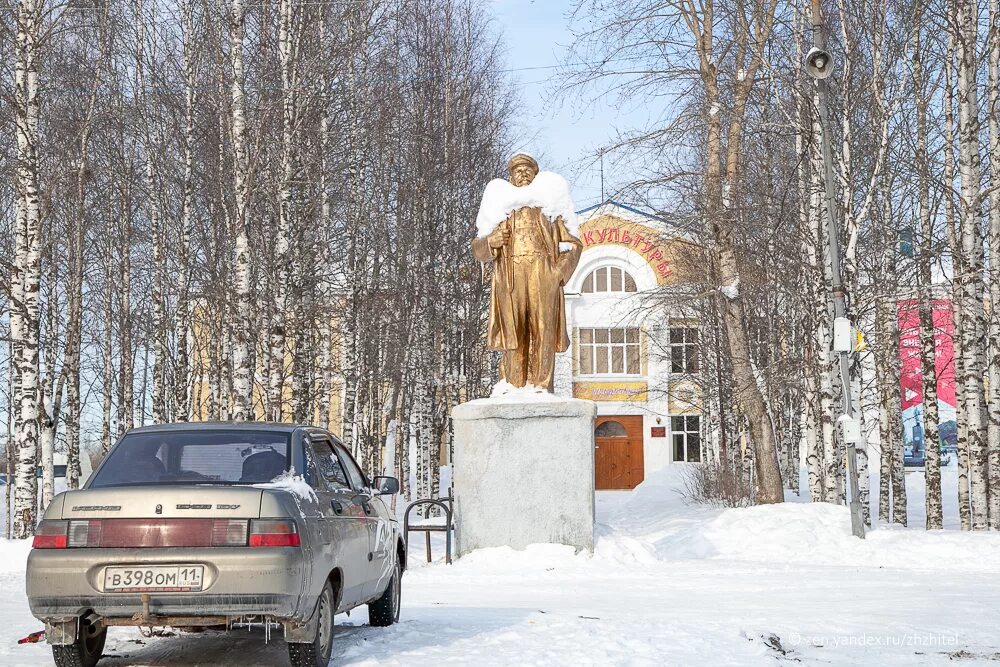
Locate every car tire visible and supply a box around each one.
[368,558,401,627]
[288,579,335,667]
[51,618,107,667]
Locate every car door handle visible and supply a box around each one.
[331,500,344,515]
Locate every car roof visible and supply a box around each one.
[125,421,308,435]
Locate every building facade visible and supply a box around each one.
[553,203,704,490]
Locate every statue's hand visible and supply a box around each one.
[487,227,510,249]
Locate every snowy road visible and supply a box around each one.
[4,466,1000,666]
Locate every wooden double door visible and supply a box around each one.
[594,415,644,490]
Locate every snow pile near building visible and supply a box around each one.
[475,172,578,238]
[692,502,1000,572]
[427,461,1000,577]
[593,463,1000,573]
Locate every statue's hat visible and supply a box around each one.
[507,153,539,173]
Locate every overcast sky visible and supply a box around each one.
[489,0,648,210]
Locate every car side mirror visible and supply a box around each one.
[372,476,399,496]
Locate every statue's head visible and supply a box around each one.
[507,153,538,187]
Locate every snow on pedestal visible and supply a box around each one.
[451,388,597,557]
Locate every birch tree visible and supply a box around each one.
[10,0,43,538]
[913,4,942,529]
[953,0,989,530]
[229,0,253,421]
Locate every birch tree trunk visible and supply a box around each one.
[268,0,302,422]
[39,254,59,510]
[65,29,106,484]
[135,0,169,425]
[943,27,972,530]
[11,0,43,539]
[796,65,823,502]
[954,0,989,529]
[810,133,839,505]
[174,0,198,422]
[66,148,87,487]
[117,193,134,436]
[876,297,892,524]
[101,215,115,454]
[230,0,253,421]
[986,0,1000,529]
[696,0,784,504]
[913,18,942,529]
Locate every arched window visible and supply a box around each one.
[581,266,637,293]
[595,420,628,437]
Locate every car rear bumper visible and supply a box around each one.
[27,547,311,623]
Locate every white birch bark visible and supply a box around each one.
[852,374,870,525]
[174,0,197,423]
[39,254,60,511]
[809,130,839,505]
[11,0,43,539]
[268,0,301,422]
[986,0,1000,529]
[794,45,822,501]
[913,17,943,529]
[136,0,168,425]
[942,27,972,530]
[876,296,892,524]
[117,211,134,436]
[955,0,989,529]
[101,217,115,454]
[5,352,13,539]
[885,184,908,526]
[39,388,54,510]
[230,0,253,421]
[65,31,105,484]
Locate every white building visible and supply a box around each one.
[554,203,704,490]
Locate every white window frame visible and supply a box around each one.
[581,266,637,294]
[671,415,702,462]
[669,326,700,374]
[578,327,642,376]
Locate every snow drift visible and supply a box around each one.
[594,463,1000,573]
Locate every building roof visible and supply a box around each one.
[575,201,673,227]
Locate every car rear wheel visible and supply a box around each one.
[368,558,401,627]
[288,579,335,667]
[51,617,107,667]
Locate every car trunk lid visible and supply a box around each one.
[60,486,263,520]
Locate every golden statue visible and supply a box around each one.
[472,154,583,392]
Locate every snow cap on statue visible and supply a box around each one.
[507,152,539,174]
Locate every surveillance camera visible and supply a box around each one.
[806,47,834,80]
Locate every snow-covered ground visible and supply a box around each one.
[3,465,1000,666]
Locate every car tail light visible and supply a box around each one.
[61,519,249,548]
[68,520,103,548]
[249,519,300,547]
[211,519,249,547]
[32,520,68,549]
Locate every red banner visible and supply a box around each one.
[897,300,956,411]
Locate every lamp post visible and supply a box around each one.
[808,0,866,538]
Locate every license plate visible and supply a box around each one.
[103,565,204,592]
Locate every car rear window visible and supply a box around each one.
[89,430,292,488]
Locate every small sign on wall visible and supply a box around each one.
[573,381,648,402]
[650,426,666,438]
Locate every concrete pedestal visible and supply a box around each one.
[451,396,597,557]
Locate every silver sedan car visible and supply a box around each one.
[26,422,404,667]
